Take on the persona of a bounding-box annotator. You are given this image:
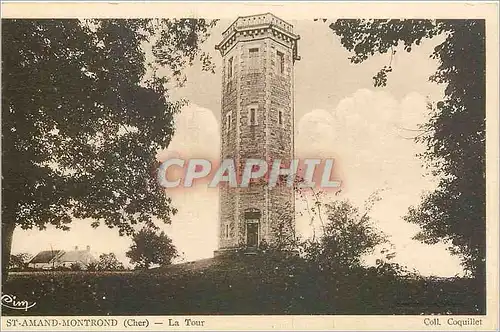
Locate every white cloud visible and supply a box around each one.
[157,103,220,161]
[295,89,462,276]
[157,103,220,262]
[296,108,336,158]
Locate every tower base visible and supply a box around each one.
[213,246,259,257]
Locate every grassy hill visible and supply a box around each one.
[3,253,484,315]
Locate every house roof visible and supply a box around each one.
[29,250,64,264]
[58,250,97,264]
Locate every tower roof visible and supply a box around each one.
[216,13,300,61]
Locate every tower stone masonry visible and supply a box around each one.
[215,13,300,253]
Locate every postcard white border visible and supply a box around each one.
[1,2,498,331]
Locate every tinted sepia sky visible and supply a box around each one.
[12,18,464,276]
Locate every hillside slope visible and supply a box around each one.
[3,253,483,315]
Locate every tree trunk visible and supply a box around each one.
[2,221,16,284]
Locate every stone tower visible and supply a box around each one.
[215,13,300,254]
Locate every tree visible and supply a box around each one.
[97,252,125,271]
[126,227,177,269]
[302,193,387,271]
[1,19,216,281]
[8,253,32,270]
[328,19,485,278]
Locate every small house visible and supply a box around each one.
[57,246,97,269]
[29,245,97,270]
[29,250,64,269]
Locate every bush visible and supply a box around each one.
[86,262,98,271]
[53,265,71,271]
[70,263,81,271]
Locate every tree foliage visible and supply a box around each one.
[98,252,125,271]
[8,253,32,270]
[126,227,177,269]
[329,19,485,278]
[1,19,216,279]
[302,194,387,271]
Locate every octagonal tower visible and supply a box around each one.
[215,13,300,253]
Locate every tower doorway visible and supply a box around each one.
[244,209,261,248]
[246,221,259,248]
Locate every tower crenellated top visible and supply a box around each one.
[216,13,300,61]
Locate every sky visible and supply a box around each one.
[12,18,464,276]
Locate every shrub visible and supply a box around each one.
[86,262,98,271]
[70,263,82,271]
